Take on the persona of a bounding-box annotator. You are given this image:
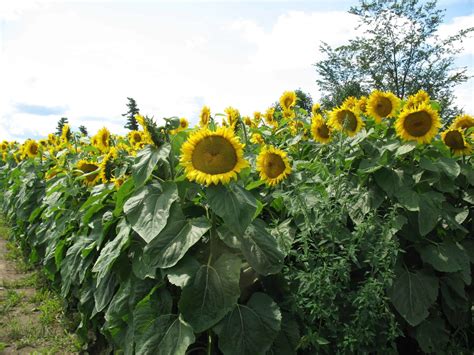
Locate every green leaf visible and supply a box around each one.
[395,187,419,211]
[418,192,441,236]
[461,240,474,264]
[420,157,439,172]
[395,142,417,156]
[207,183,257,236]
[420,241,470,273]
[438,157,460,178]
[113,178,135,217]
[94,271,118,313]
[239,219,285,275]
[271,219,295,256]
[413,316,448,354]
[388,268,438,326]
[267,312,300,355]
[178,253,241,332]
[163,255,200,288]
[142,203,210,268]
[214,292,281,355]
[132,144,170,187]
[124,182,179,243]
[374,168,401,196]
[92,218,131,285]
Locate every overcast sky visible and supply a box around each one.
[0,0,473,141]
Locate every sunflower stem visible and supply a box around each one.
[240,117,249,146]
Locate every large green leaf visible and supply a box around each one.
[438,156,460,178]
[178,253,241,332]
[374,168,401,196]
[207,183,257,236]
[142,203,210,268]
[135,314,194,355]
[164,255,201,288]
[420,241,470,273]
[92,218,131,284]
[238,219,285,275]
[413,315,449,354]
[214,292,281,355]
[124,182,178,243]
[132,144,170,187]
[267,312,300,355]
[388,268,438,326]
[94,271,118,313]
[418,192,441,236]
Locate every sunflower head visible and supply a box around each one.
[61,124,71,143]
[243,116,253,126]
[256,145,291,187]
[342,96,358,109]
[405,90,430,110]
[250,133,264,145]
[311,103,322,116]
[367,90,400,123]
[450,114,474,131]
[24,140,39,158]
[328,106,364,137]
[76,160,101,186]
[99,147,118,183]
[200,106,211,127]
[253,111,262,125]
[264,107,278,128]
[288,120,303,136]
[282,109,296,121]
[280,91,297,111]
[0,141,8,151]
[357,96,368,113]
[224,107,240,128]
[170,118,190,135]
[395,103,441,144]
[441,128,472,155]
[180,127,249,186]
[128,130,144,147]
[311,114,332,144]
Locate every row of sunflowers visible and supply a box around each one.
[0,89,473,354]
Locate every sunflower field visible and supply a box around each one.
[0,90,473,354]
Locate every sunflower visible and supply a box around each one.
[366,90,400,123]
[128,130,145,148]
[288,120,303,136]
[171,118,189,135]
[328,106,364,137]
[200,106,211,127]
[180,127,249,185]
[76,160,101,186]
[311,114,332,144]
[94,127,111,152]
[0,141,8,151]
[224,107,240,128]
[47,133,58,146]
[441,128,472,155]
[135,114,154,143]
[282,109,296,120]
[24,140,39,158]
[253,111,262,126]
[357,96,368,114]
[256,145,291,186]
[61,124,71,143]
[99,147,118,183]
[243,116,253,126]
[311,103,322,116]
[342,96,358,109]
[280,91,297,111]
[264,107,278,128]
[250,133,264,145]
[450,114,474,131]
[405,90,430,110]
[395,103,441,144]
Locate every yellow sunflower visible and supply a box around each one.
[328,106,364,137]
[256,145,291,187]
[253,111,262,126]
[171,118,189,135]
[180,127,249,185]
[405,90,430,110]
[288,120,303,136]
[366,90,400,123]
[99,147,118,183]
[61,124,71,143]
[0,141,8,151]
[282,109,296,120]
[395,103,441,144]
[342,96,358,109]
[311,103,322,116]
[264,107,278,128]
[135,114,154,143]
[280,91,297,111]
[200,106,211,127]
[128,130,145,148]
[357,96,368,114]
[250,133,264,145]
[450,114,474,131]
[243,116,253,126]
[224,107,240,128]
[94,127,111,152]
[76,160,101,186]
[441,128,472,155]
[311,115,332,144]
[24,140,39,158]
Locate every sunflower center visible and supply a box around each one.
[29,144,38,155]
[191,136,237,174]
[263,153,286,179]
[444,131,465,149]
[338,110,357,132]
[375,97,393,117]
[403,111,432,137]
[317,125,330,139]
[101,134,108,146]
[284,97,293,108]
[133,133,142,142]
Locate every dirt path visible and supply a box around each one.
[0,223,81,354]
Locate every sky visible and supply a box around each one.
[0,0,473,141]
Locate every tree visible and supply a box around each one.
[122,97,140,131]
[78,125,88,136]
[56,117,69,136]
[315,0,473,118]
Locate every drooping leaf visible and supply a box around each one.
[438,157,460,179]
[141,203,210,268]
[267,311,300,355]
[238,219,285,276]
[178,253,241,332]
[207,183,257,236]
[374,168,401,196]
[214,292,281,355]
[388,268,438,326]
[94,270,118,313]
[418,192,441,236]
[163,255,201,288]
[420,241,470,273]
[413,316,449,354]
[124,182,178,243]
[132,144,170,187]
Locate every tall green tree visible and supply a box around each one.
[56,117,69,136]
[78,125,88,136]
[122,97,140,131]
[315,0,473,118]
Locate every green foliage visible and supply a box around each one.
[78,125,88,136]
[122,97,140,131]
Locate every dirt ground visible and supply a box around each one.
[0,224,81,354]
